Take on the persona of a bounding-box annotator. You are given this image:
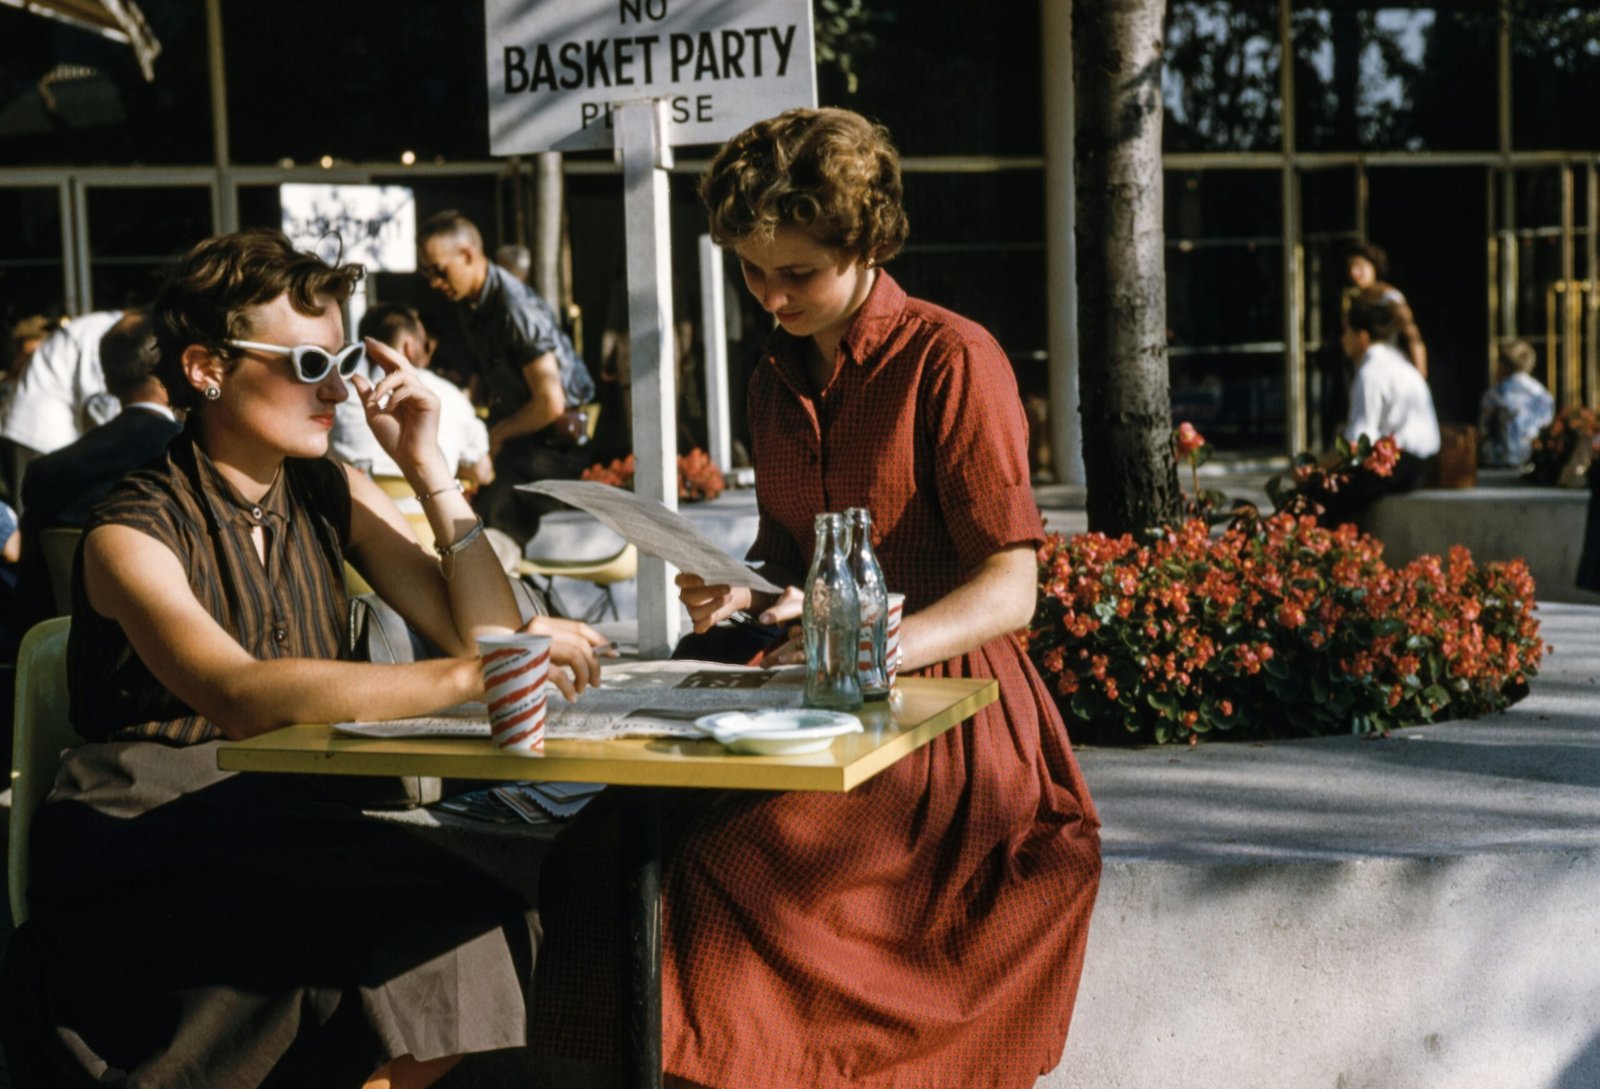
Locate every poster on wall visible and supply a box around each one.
[279,184,417,273]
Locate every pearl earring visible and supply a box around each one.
[204,386,220,401]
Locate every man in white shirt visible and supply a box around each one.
[1319,287,1440,525]
[332,303,494,488]
[0,309,126,502]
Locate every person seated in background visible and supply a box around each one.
[1478,339,1554,468]
[0,309,129,501]
[494,242,532,284]
[16,228,603,1088]
[332,303,523,572]
[1,315,54,421]
[332,303,493,490]
[14,310,182,629]
[1314,286,1441,526]
[0,497,20,658]
[1346,242,1428,378]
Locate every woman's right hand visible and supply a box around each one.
[519,615,608,699]
[676,573,755,633]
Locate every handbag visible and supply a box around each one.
[335,578,552,809]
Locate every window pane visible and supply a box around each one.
[827,0,1042,157]
[1171,350,1286,448]
[1299,167,1361,450]
[1512,9,1600,150]
[85,187,213,309]
[223,1,489,164]
[1166,170,1285,450]
[0,188,67,323]
[1166,170,1283,349]
[0,0,212,165]
[1164,0,1282,152]
[896,171,1046,353]
[1292,3,1497,152]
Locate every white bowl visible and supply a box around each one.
[693,709,863,755]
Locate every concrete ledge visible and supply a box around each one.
[1041,601,1600,1089]
[1363,485,1600,605]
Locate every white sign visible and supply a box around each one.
[485,0,816,154]
[279,184,417,273]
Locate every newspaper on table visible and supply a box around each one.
[333,661,806,741]
[517,479,780,593]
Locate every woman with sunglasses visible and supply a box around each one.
[20,228,601,1088]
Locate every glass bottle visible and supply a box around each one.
[845,507,890,698]
[802,513,864,711]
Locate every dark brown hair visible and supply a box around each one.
[357,302,423,348]
[152,228,363,411]
[699,107,908,265]
[100,310,160,403]
[1346,286,1402,345]
[1345,242,1390,280]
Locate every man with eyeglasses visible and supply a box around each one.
[417,210,595,546]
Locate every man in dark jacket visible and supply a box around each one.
[16,311,180,626]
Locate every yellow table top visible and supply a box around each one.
[217,676,998,794]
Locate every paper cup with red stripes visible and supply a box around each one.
[478,633,552,755]
[884,593,906,689]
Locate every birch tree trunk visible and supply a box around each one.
[1074,0,1180,536]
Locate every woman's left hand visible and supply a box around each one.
[351,336,444,480]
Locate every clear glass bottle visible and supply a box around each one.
[802,512,864,711]
[845,507,890,698]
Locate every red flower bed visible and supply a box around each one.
[1025,511,1545,745]
[581,449,726,502]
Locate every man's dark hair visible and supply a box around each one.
[100,310,160,403]
[152,228,363,411]
[417,210,483,252]
[1347,286,1402,346]
[357,303,423,348]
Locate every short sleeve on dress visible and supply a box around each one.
[923,335,1044,571]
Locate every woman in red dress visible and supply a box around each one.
[535,108,1101,1089]
[684,107,1105,1088]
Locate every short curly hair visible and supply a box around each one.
[699,107,908,265]
[152,228,363,411]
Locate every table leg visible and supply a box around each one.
[622,791,662,1089]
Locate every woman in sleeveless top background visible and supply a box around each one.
[20,229,603,1088]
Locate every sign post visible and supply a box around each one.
[618,99,680,657]
[698,234,732,472]
[485,0,815,659]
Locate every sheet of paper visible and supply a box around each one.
[332,662,807,742]
[518,479,780,593]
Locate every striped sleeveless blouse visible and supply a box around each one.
[67,430,353,744]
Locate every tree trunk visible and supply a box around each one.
[1074,0,1180,537]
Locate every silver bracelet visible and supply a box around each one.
[415,480,464,502]
[434,518,485,576]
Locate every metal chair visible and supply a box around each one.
[9,617,72,926]
[519,542,638,622]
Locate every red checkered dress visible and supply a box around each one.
[532,272,1101,1088]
